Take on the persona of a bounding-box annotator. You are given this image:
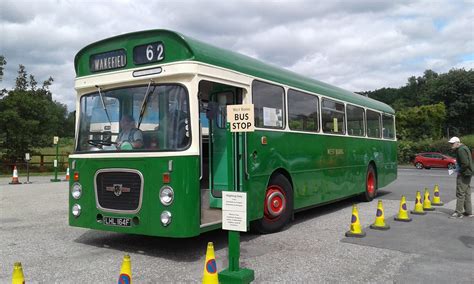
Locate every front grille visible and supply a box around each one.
[95,171,142,212]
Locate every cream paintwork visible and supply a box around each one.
[71,61,252,159]
[70,60,396,159]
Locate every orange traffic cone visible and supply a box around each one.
[12,262,25,284]
[423,188,435,211]
[65,167,70,181]
[394,195,412,222]
[411,191,426,215]
[431,184,444,206]
[9,166,21,184]
[345,204,366,238]
[370,200,390,230]
[202,242,219,284]
[118,255,132,284]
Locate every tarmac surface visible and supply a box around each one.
[0,168,473,283]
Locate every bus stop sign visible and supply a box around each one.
[227,104,254,132]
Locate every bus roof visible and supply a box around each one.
[75,29,394,114]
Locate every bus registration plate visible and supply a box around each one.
[103,216,131,227]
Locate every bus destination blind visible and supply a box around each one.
[90,49,127,72]
[133,42,165,65]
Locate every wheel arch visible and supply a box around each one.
[269,168,294,191]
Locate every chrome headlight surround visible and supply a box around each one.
[160,211,172,226]
[72,204,82,217]
[71,182,82,200]
[159,186,174,206]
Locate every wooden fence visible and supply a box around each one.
[1,153,70,172]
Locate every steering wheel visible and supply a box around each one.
[87,139,116,148]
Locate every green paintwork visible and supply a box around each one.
[75,29,394,114]
[243,130,397,221]
[68,156,203,238]
[219,230,255,283]
[209,96,231,208]
[72,29,398,238]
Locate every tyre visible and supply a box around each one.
[252,175,293,234]
[360,164,377,202]
[415,162,424,169]
[448,163,455,170]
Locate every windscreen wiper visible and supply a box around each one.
[137,79,156,128]
[95,85,112,127]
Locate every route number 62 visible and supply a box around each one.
[146,43,164,61]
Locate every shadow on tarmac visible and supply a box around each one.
[73,190,387,260]
[73,225,262,261]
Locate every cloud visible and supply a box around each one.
[0,0,472,111]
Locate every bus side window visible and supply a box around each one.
[367,110,381,138]
[321,98,345,135]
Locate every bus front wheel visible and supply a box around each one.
[360,164,377,202]
[252,175,293,234]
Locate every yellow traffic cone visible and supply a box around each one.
[118,255,132,284]
[432,184,444,206]
[202,242,219,284]
[423,188,435,211]
[394,195,412,222]
[411,191,426,215]
[370,200,390,230]
[345,204,366,238]
[12,262,25,284]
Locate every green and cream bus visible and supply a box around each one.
[69,30,397,237]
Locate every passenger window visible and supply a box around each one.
[288,89,319,132]
[382,114,395,139]
[252,81,285,129]
[322,98,345,135]
[367,110,381,138]
[346,104,365,136]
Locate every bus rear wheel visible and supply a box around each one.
[360,164,377,202]
[252,175,293,234]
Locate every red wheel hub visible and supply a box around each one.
[367,171,375,195]
[264,186,286,220]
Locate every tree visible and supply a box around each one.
[0,65,72,162]
[64,111,76,138]
[365,68,473,137]
[0,55,6,81]
[396,103,446,141]
[0,55,6,98]
[427,69,474,135]
[15,64,29,91]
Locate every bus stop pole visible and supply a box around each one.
[219,128,254,283]
[51,136,61,182]
[25,153,32,184]
[229,131,240,272]
[228,230,240,271]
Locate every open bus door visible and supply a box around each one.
[209,91,235,208]
[199,80,243,226]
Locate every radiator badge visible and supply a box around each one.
[106,184,131,197]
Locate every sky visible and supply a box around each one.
[1,0,473,112]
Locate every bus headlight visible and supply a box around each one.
[72,204,82,217]
[71,183,82,199]
[159,186,174,206]
[160,211,172,226]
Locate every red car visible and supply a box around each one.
[413,152,456,169]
